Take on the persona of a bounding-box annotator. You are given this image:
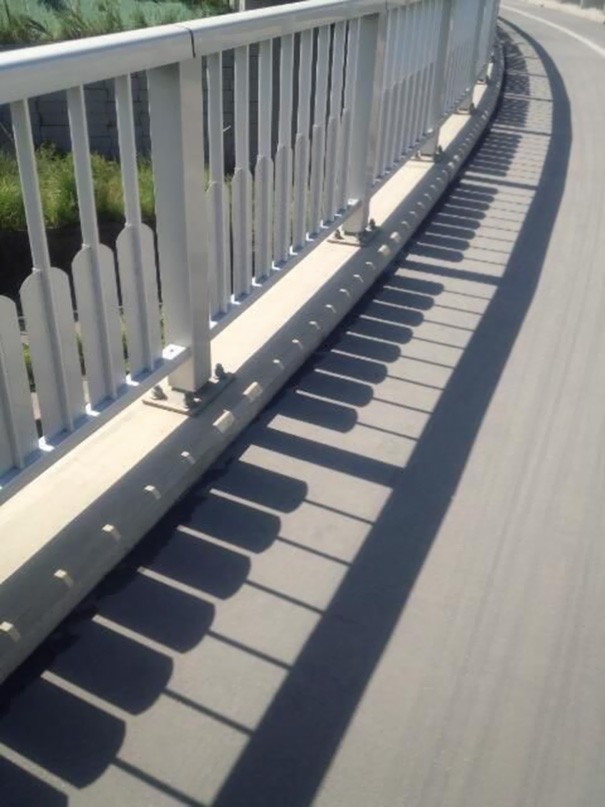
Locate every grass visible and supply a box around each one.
[0,0,230,45]
[0,144,155,230]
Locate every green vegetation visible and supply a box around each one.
[0,0,230,45]
[0,144,155,230]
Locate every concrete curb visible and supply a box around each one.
[0,44,504,684]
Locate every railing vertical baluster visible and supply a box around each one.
[419,0,454,157]
[409,1,423,147]
[11,103,50,274]
[459,0,488,112]
[232,45,253,298]
[419,0,440,138]
[408,0,424,150]
[274,34,294,265]
[426,0,442,127]
[148,59,211,393]
[344,11,387,235]
[254,39,274,281]
[412,0,432,145]
[390,7,403,163]
[11,99,85,439]
[401,0,422,156]
[395,5,418,152]
[478,0,498,80]
[309,26,330,236]
[395,4,415,159]
[374,9,398,179]
[459,0,474,104]
[115,74,162,378]
[476,0,490,80]
[324,21,347,221]
[336,19,359,215]
[207,52,231,315]
[67,85,125,408]
[484,0,500,75]
[0,298,38,475]
[406,3,421,153]
[444,3,457,111]
[293,29,313,251]
[386,7,405,168]
[456,0,473,110]
[449,2,466,109]
[458,0,471,100]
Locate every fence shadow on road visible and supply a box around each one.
[212,21,573,807]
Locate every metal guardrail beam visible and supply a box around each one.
[0,25,193,105]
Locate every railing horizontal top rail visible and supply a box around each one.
[185,0,418,55]
[0,25,192,105]
[0,0,424,103]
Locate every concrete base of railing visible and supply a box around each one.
[0,42,504,685]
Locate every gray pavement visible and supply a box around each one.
[506,0,605,46]
[2,4,605,805]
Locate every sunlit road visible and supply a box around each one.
[2,4,605,806]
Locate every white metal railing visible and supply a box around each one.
[0,0,499,498]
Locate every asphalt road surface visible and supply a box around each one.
[1,3,605,805]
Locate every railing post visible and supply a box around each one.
[147,58,211,393]
[458,0,488,113]
[419,0,454,158]
[343,11,387,237]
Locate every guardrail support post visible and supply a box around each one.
[148,59,211,393]
[458,0,488,113]
[419,0,454,158]
[343,11,387,237]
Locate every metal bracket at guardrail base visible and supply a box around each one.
[457,101,476,115]
[415,144,444,162]
[143,365,235,417]
[328,220,380,247]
